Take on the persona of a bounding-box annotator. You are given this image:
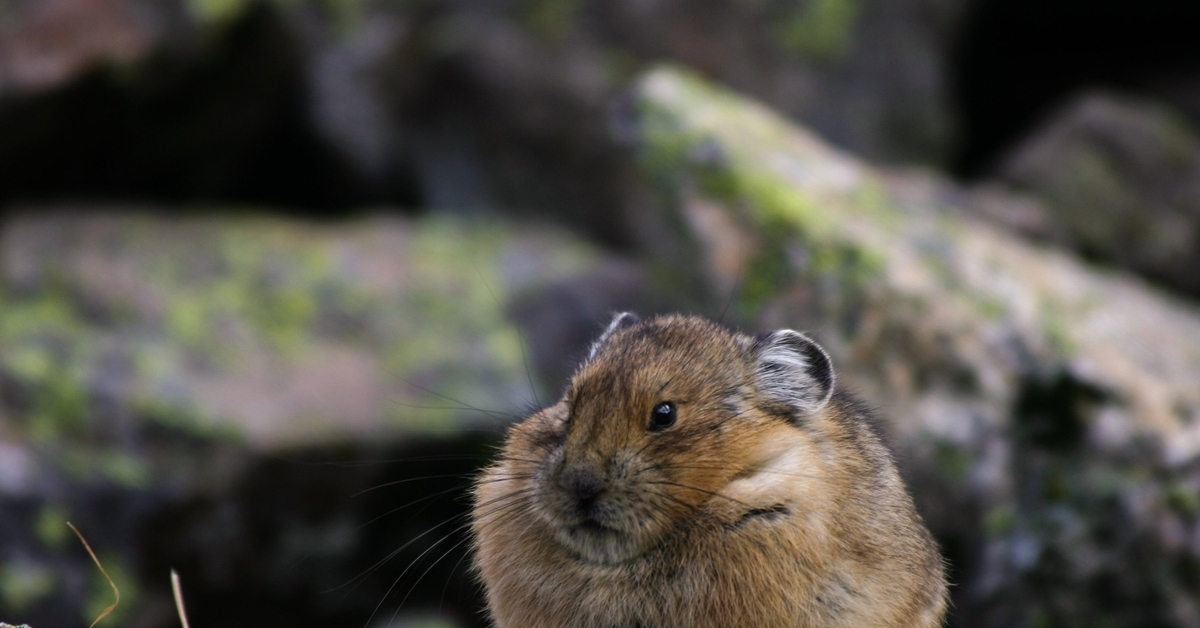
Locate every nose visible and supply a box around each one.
[559,464,605,503]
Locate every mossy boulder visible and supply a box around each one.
[0,209,649,626]
[989,92,1200,299]
[633,66,1200,627]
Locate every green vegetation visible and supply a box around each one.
[520,0,584,41]
[637,66,888,319]
[83,553,136,627]
[775,0,860,60]
[33,505,71,550]
[0,560,55,614]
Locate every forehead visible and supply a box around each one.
[572,317,744,399]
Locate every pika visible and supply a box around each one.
[472,313,947,627]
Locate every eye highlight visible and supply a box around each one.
[649,401,677,432]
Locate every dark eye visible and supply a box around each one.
[649,402,676,432]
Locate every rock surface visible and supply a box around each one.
[634,66,1200,627]
[0,210,652,626]
[988,92,1200,298]
[0,0,969,241]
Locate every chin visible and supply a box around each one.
[550,519,650,565]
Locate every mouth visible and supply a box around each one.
[572,518,615,535]
[557,520,644,565]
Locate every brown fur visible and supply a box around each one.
[472,314,947,627]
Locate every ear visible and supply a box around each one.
[750,329,835,417]
[587,312,640,361]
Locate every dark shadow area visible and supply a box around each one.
[0,4,421,215]
[138,435,497,628]
[952,0,1200,177]
[1013,371,1108,451]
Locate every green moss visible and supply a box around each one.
[1042,310,1080,357]
[520,0,583,41]
[984,504,1017,535]
[0,308,94,441]
[637,68,860,240]
[849,180,903,230]
[775,0,860,60]
[1167,481,1200,517]
[34,505,71,550]
[736,221,797,317]
[374,217,587,431]
[156,224,348,361]
[933,441,973,481]
[83,554,137,627]
[185,0,250,23]
[637,67,891,315]
[811,239,884,292]
[130,392,241,441]
[24,361,91,445]
[97,450,152,489]
[186,0,369,30]
[0,559,55,613]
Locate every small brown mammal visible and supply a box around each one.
[472,313,947,627]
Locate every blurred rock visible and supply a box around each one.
[600,0,967,163]
[0,0,969,236]
[987,92,1200,298]
[0,209,652,626]
[633,66,1200,627]
[298,0,968,242]
[0,0,184,98]
[0,2,395,211]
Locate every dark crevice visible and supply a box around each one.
[137,434,495,628]
[1013,371,1109,451]
[952,0,1200,178]
[0,4,421,215]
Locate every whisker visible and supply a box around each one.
[489,456,544,466]
[353,483,475,533]
[311,454,490,467]
[329,491,531,600]
[643,480,752,508]
[384,400,518,423]
[366,526,463,627]
[379,374,522,422]
[391,535,474,624]
[351,473,481,498]
[474,473,536,485]
[717,258,745,325]
[472,258,543,411]
[646,488,702,514]
[650,463,821,481]
[439,536,476,616]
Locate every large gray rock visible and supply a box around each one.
[0,209,651,627]
[987,92,1200,299]
[633,66,1200,627]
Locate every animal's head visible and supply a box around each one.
[503,313,835,564]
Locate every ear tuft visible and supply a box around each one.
[587,312,640,361]
[750,329,834,417]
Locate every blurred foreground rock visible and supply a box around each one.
[987,92,1200,299]
[634,67,1200,627]
[0,210,651,626]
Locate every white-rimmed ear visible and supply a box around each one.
[587,312,640,361]
[750,329,834,417]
